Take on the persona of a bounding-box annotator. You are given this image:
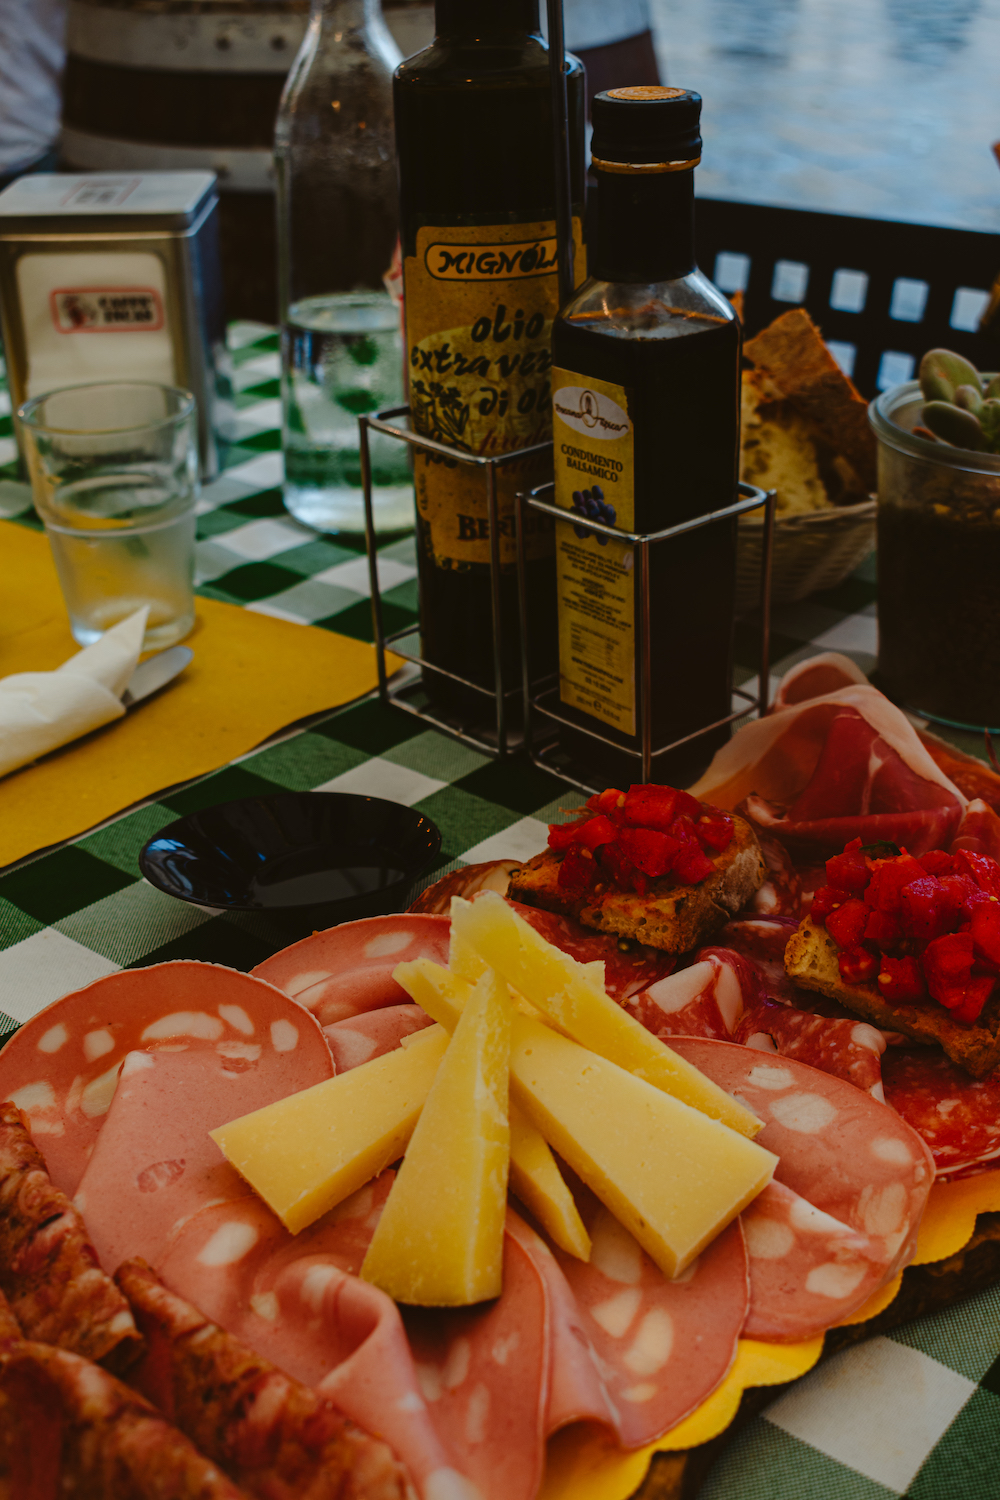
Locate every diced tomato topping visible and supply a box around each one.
[810,886,844,923]
[919,849,954,878]
[547,818,587,851]
[614,826,680,879]
[953,849,1000,899]
[949,975,995,1023]
[566,783,725,896]
[825,838,870,894]
[826,897,869,949]
[598,840,636,889]
[697,811,734,852]
[622,784,678,830]
[822,836,1000,1021]
[939,873,992,922]
[922,932,975,1004]
[971,901,1000,971]
[838,945,879,984]
[863,907,902,950]
[576,814,616,851]
[587,787,625,819]
[864,853,926,914]
[671,842,715,884]
[899,876,963,943]
[557,844,597,893]
[877,954,926,1003]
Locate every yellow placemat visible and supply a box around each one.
[0,520,395,866]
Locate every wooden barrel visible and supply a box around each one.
[61,0,434,323]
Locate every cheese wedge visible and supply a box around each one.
[508,1102,591,1261]
[450,893,761,1138]
[395,957,591,1262]
[210,1025,448,1234]
[361,970,512,1305]
[509,1013,776,1278]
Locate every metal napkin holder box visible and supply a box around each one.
[0,171,224,475]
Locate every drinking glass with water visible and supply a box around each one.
[17,381,199,650]
[281,290,412,535]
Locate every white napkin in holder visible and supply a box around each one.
[0,609,148,777]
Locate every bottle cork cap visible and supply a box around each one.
[591,86,702,172]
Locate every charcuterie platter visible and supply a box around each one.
[3,651,1000,1499]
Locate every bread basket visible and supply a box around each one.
[736,496,876,615]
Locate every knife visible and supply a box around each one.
[121,645,193,710]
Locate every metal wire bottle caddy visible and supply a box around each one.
[359,407,776,788]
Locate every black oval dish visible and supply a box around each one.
[139,792,441,934]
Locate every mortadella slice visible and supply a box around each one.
[550,1197,749,1449]
[251,915,452,1025]
[325,1004,434,1072]
[0,961,333,1196]
[0,1101,142,1373]
[116,1256,410,1500]
[74,1037,328,1274]
[666,1038,934,1338]
[740,1180,893,1340]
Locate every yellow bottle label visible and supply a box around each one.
[404,219,585,569]
[552,367,637,735]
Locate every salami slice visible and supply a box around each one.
[740,1180,893,1340]
[666,1038,934,1339]
[733,1001,887,1100]
[0,962,333,1197]
[409,860,521,913]
[712,917,801,1003]
[882,1048,1000,1178]
[251,915,451,1025]
[0,1101,141,1373]
[325,1004,433,1072]
[0,1336,250,1499]
[624,956,743,1042]
[116,1257,410,1500]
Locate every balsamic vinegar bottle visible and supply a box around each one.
[393,0,585,727]
[550,87,741,785]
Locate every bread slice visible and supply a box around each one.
[743,308,877,493]
[785,918,1000,1078]
[507,813,764,954]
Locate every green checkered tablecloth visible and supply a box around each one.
[1,325,998,1500]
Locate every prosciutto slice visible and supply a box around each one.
[689,653,965,856]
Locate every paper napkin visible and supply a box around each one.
[0,608,148,778]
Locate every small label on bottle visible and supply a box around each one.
[552,367,637,735]
[404,219,584,569]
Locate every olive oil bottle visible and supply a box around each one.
[550,87,741,785]
[393,0,585,726]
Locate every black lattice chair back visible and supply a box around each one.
[694,198,1000,398]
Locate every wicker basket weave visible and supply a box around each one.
[736,497,876,615]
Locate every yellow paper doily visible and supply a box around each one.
[539,1167,1000,1500]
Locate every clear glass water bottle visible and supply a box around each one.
[276,0,413,535]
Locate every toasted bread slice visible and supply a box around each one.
[785,918,1000,1078]
[744,308,877,492]
[508,812,764,954]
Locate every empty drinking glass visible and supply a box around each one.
[17,381,199,650]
